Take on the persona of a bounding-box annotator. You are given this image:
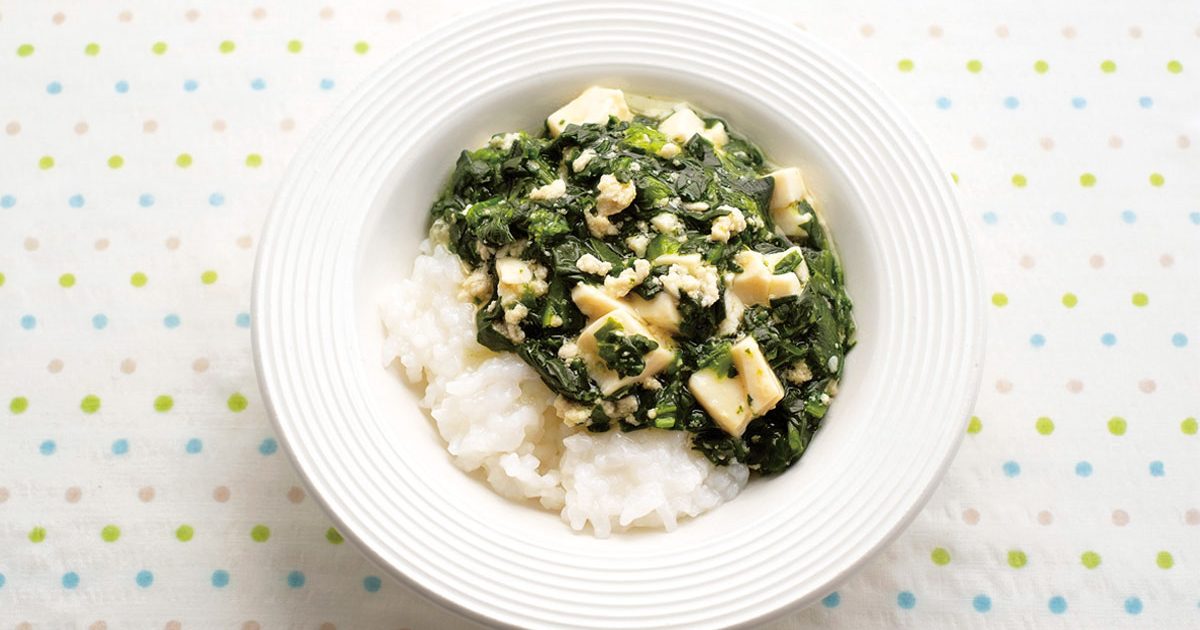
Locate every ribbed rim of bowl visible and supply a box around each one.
[253,1,984,628]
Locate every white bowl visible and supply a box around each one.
[252,1,984,627]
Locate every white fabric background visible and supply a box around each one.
[1,1,1197,628]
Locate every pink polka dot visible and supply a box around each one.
[280,118,295,132]
[287,486,306,503]
[1112,509,1129,526]
[1089,254,1105,269]
[94,238,110,251]
[962,508,979,525]
[1186,509,1200,525]
[1066,379,1083,393]
[1019,255,1035,269]
[970,136,987,150]
[928,25,943,38]
[1109,136,1123,149]
[1037,510,1053,525]
[1139,379,1156,393]
[860,24,874,37]
[252,7,266,19]
[47,359,64,373]
[5,121,19,135]
[52,12,66,25]
[1039,137,1055,151]
[74,121,89,135]
[185,9,200,21]
[143,120,158,133]
[139,486,156,502]
[995,379,1013,394]
[24,237,39,252]
[237,235,254,249]
[193,358,210,373]
[385,9,403,22]
[120,358,137,374]
[165,622,182,630]
[320,6,335,19]
[165,236,181,250]
[1179,135,1191,149]
[1160,254,1175,267]
[118,10,132,23]
[995,25,1009,38]
[793,21,807,31]
[319,624,337,630]
[213,486,230,502]
[1129,26,1142,38]
[17,623,32,630]
[0,487,10,502]
[213,119,227,132]
[66,487,82,503]
[1062,26,1076,38]
[243,621,262,630]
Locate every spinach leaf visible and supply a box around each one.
[465,197,518,247]
[475,300,516,352]
[772,249,804,275]
[517,338,599,403]
[594,318,659,378]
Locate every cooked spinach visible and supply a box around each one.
[594,318,660,378]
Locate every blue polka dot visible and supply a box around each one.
[1190,212,1200,225]
[1149,461,1165,477]
[973,594,992,613]
[363,576,382,593]
[185,438,203,454]
[236,312,251,328]
[821,592,840,608]
[1101,333,1117,347]
[936,97,952,109]
[1030,334,1046,347]
[136,570,154,588]
[320,78,335,90]
[47,81,62,95]
[164,314,181,328]
[40,440,56,456]
[0,573,6,588]
[115,80,129,94]
[1049,596,1067,614]
[982,212,998,225]
[287,571,306,589]
[1003,96,1020,109]
[1172,333,1188,348]
[1075,461,1093,477]
[1002,461,1020,477]
[1139,96,1153,108]
[139,193,155,207]
[111,439,129,455]
[212,570,230,588]
[92,314,108,330]
[62,572,79,589]
[258,438,278,455]
[251,78,266,90]
[1051,211,1067,225]
[69,194,85,208]
[20,315,37,330]
[209,193,225,207]
[897,591,916,610]
[1121,210,1137,224]
[1125,596,1143,615]
[184,79,199,92]
[1071,96,1087,109]
[0,194,15,208]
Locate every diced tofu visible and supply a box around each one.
[495,257,533,286]
[702,122,729,148]
[766,167,807,210]
[596,174,636,216]
[717,288,745,336]
[529,178,567,201]
[688,367,752,437]
[658,107,708,144]
[730,250,805,306]
[546,86,633,137]
[730,336,784,417]
[577,309,674,395]
[571,283,625,319]
[656,142,681,159]
[575,253,613,276]
[572,148,597,172]
[765,247,811,284]
[626,292,681,333]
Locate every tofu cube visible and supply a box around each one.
[688,366,752,437]
[731,249,806,306]
[771,203,814,237]
[657,107,708,144]
[577,309,674,395]
[547,87,633,137]
[571,283,625,319]
[626,292,681,333]
[495,257,533,286]
[766,167,807,210]
[730,336,784,417]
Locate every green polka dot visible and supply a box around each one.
[991,293,1008,307]
[10,397,28,414]
[151,41,168,55]
[1081,551,1102,569]
[176,153,193,168]
[58,273,76,288]
[245,153,263,168]
[1036,417,1055,435]
[38,156,55,170]
[84,43,101,56]
[1156,551,1174,569]
[1079,173,1096,187]
[227,393,248,412]
[219,40,236,54]
[81,394,101,414]
[17,44,35,57]
[966,59,983,73]
[950,172,959,184]
[1100,60,1117,73]
[931,547,951,565]
[1182,417,1197,435]
[130,272,148,287]
[1008,550,1028,568]
[897,58,914,72]
[354,41,370,55]
[1149,173,1164,187]
[1132,292,1149,307]
[107,155,124,169]
[967,416,982,434]
[1061,293,1078,308]
[0,272,5,286]
[1011,173,1027,188]
[1107,416,1127,436]
[1167,60,1183,74]
[100,525,121,542]
[326,527,345,544]
[250,524,270,542]
[175,524,194,542]
[201,270,218,285]
[288,40,303,53]
[28,527,46,543]
[1034,60,1049,73]
[153,395,174,413]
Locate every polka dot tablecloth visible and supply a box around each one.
[0,1,1196,628]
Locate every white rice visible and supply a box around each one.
[381,241,748,536]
